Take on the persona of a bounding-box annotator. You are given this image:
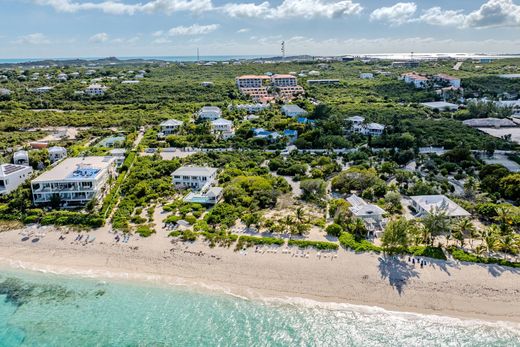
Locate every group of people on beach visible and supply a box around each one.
[408,257,428,268]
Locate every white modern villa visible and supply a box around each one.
[31,156,116,207]
[172,166,222,205]
[85,84,108,96]
[49,146,67,163]
[172,166,218,190]
[0,164,33,196]
[13,150,29,166]
[410,195,471,218]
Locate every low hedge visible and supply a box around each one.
[236,235,284,250]
[339,232,382,253]
[40,211,104,228]
[448,247,520,268]
[288,239,339,250]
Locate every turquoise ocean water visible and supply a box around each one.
[0,268,519,347]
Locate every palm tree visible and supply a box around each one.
[421,210,450,246]
[452,218,476,248]
[349,218,368,241]
[295,207,306,224]
[482,225,500,256]
[494,207,513,236]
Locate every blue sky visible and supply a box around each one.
[1,0,520,58]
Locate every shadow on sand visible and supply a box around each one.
[378,256,419,295]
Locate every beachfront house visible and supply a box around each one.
[31,156,116,207]
[211,118,235,139]
[48,146,67,163]
[410,195,471,218]
[347,194,387,231]
[0,164,33,196]
[13,150,29,166]
[172,166,218,190]
[198,106,222,121]
[172,166,222,205]
[281,104,307,118]
[159,119,184,136]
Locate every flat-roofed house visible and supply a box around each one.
[49,146,67,163]
[271,74,298,87]
[236,75,270,89]
[360,73,374,79]
[281,104,307,118]
[31,156,116,207]
[198,106,222,120]
[172,166,217,190]
[159,119,183,136]
[0,164,33,196]
[401,73,429,89]
[410,195,471,218]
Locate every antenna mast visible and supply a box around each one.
[281,41,285,60]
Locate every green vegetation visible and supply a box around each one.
[448,247,520,268]
[339,232,382,253]
[235,235,285,250]
[287,239,338,250]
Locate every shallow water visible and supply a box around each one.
[0,268,519,347]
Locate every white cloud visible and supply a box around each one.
[89,32,109,43]
[370,2,417,25]
[223,2,271,17]
[222,0,362,19]
[167,24,220,36]
[33,0,213,15]
[464,0,520,28]
[237,28,250,33]
[418,7,466,27]
[14,33,50,45]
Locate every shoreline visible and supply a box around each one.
[0,228,519,325]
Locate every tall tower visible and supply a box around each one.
[281,41,286,60]
[197,48,200,62]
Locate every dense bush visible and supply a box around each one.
[448,247,520,268]
[339,232,382,253]
[288,239,338,250]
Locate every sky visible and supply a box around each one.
[1,0,520,58]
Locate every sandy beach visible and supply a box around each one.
[0,226,519,324]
